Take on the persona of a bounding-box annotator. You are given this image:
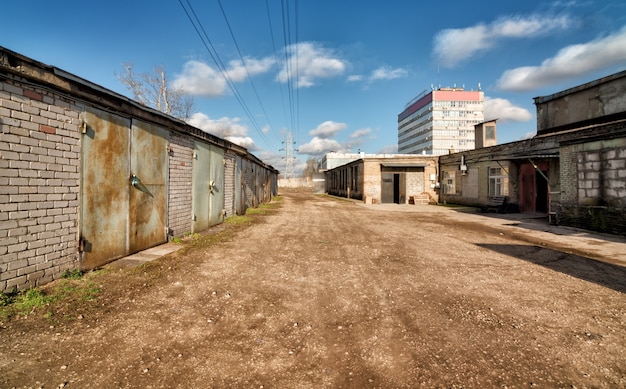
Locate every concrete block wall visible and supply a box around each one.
[0,79,81,292]
[559,139,626,234]
[167,132,194,238]
[576,146,626,207]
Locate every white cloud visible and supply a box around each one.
[434,14,573,67]
[350,128,372,138]
[277,42,347,88]
[378,144,398,154]
[369,66,408,81]
[497,27,626,91]
[298,136,347,156]
[492,15,571,38]
[225,57,274,82]
[308,121,347,139]
[347,75,363,82]
[173,61,227,97]
[225,136,257,150]
[484,97,533,122]
[188,112,256,149]
[257,150,285,171]
[173,57,273,97]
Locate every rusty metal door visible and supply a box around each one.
[81,108,130,269]
[520,163,535,212]
[192,142,225,232]
[81,108,168,269]
[129,119,168,253]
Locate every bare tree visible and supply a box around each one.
[116,62,194,122]
[301,157,319,179]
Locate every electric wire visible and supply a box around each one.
[280,0,297,146]
[294,0,300,147]
[216,0,281,144]
[178,0,273,149]
[265,0,290,139]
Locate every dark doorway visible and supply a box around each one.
[393,174,400,204]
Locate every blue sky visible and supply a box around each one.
[3,1,626,174]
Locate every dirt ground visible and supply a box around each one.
[1,189,625,388]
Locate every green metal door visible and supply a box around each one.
[192,142,224,232]
[208,145,224,226]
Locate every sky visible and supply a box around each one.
[3,0,626,175]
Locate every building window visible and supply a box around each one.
[485,125,496,140]
[443,171,455,194]
[488,167,508,197]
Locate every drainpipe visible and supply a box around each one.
[529,158,558,224]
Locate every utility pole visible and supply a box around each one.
[280,131,297,179]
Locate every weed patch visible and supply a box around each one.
[62,268,84,280]
[0,270,105,320]
[0,288,53,318]
[225,215,252,225]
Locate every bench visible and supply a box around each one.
[482,196,506,213]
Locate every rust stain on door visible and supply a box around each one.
[81,107,130,269]
[129,119,168,253]
[81,110,169,269]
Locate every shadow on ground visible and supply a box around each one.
[477,243,626,294]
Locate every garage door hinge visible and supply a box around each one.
[193,151,198,159]
[192,214,197,221]
[80,121,88,134]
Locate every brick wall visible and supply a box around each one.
[1,78,81,291]
[167,133,193,238]
[559,145,577,204]
[223,151,236,218]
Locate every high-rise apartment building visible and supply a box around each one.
[398,87,484,155]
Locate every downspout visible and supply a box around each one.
[529,158,557,223]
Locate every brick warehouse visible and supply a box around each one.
[0,47,278,292]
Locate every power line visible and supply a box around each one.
[280,0,297,146]
[178,0,273,149]
[265,0,290,134]
[294,0,300,147]
[216,0,281,144]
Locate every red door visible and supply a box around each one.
[519,163,535,212]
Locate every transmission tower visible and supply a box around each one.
[280,131,297,179]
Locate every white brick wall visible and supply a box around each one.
[167,133,193,238]
[224,151,236,218]
[0,79,80,291]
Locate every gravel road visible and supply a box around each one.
[1,189,625,388]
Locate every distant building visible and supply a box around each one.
[398,87,484,155]
[324,154,439,205]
